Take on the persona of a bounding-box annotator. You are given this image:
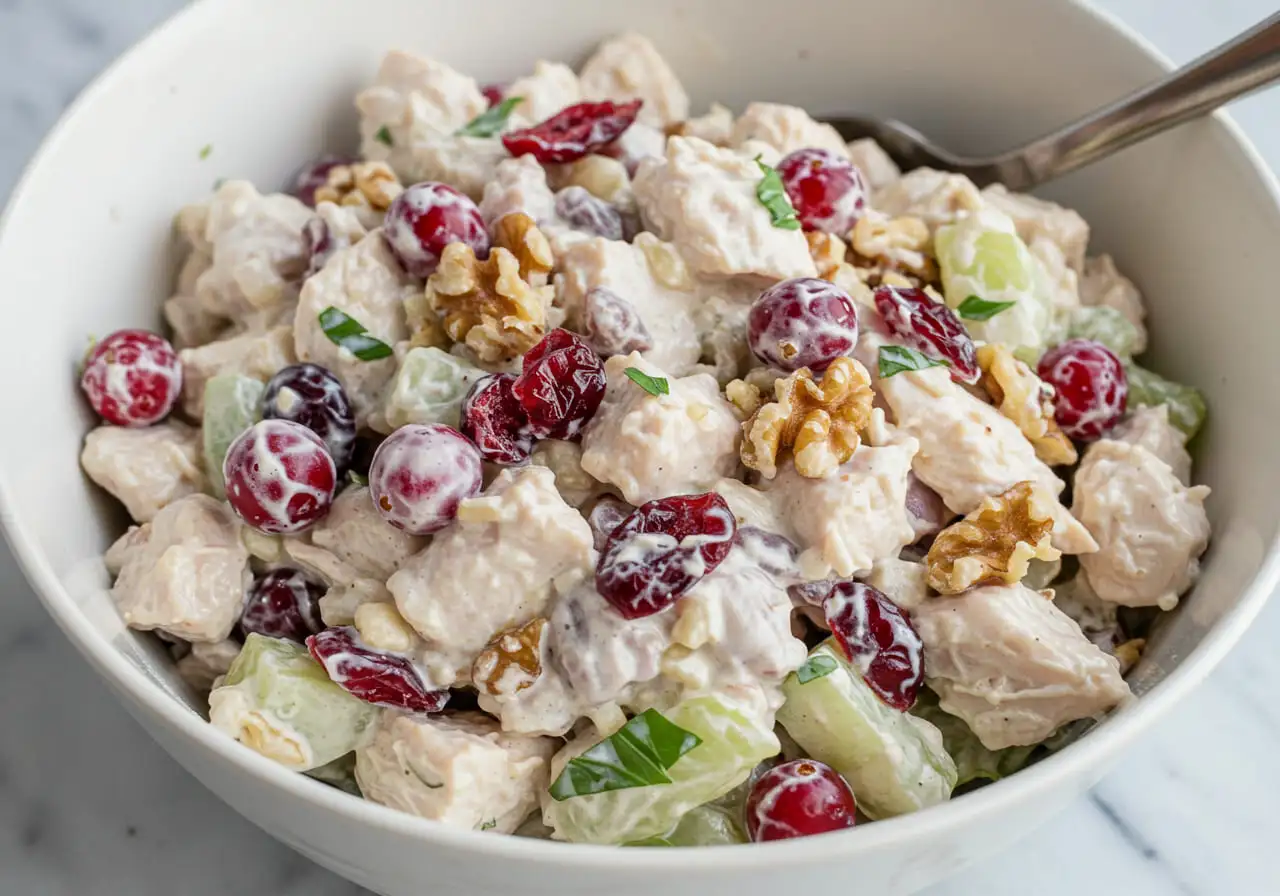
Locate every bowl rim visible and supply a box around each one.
[3,0,1278,871]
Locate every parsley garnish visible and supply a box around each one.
[478,818,498,831]
[956,295,1016,321]
[374,125,394,147]
[456,96,524,138]
[796,655,838,684]
[549,709,701,801]
[878,344,948,379]
[623,367,669,396]
[754,156,801,230]
[348,470,368,487]
[199,144,212,160]
[318,307,394,361]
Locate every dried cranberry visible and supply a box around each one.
[460,373,535,464]
[223,419,337,534]
[745,759,857,842]
[905,473,953,541]
[582,286,652,356]
[874,285,979,384]
[383,182,489,278]
[595,493,737,619]
[290,155,356,207]
[776,148,868,234]
[1037,339,1128,441]
[307,626,448,713]
[787,579,847,610]
[502,99,643,164]
[736,527,802,586]
[822,581,923,711]
[747,278,859,372]
[586,495,634,551]
[80,329,182,427]
[480,84,506,108]
[368,424,483,535]
[555,187,624,241]
[239,569,325,644]
[302,217,336,278]
[511,329,607,440]
[262,364,357,475]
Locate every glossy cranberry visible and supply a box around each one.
[745,759,857,842]
[582,286,652,357]
[905,473,953,540]
[822,581,923,711]
[290,155,357,207]
[302,217,336,278]
[223,419,337,534]
[262,363,357,475]
[368,424,483,535]
[460,373,535,464]
[480,83,506,108]
[511,329,607,440]
[586,495,634,551]
[383,182,489,278]
[736,526,802,586]
[596,493,737,619]
[1037,339,1128,441]
[747,278,859,372]
[776,148,868,234]
[80,329,182,427]
[239,569,325,644]
[555,186,625,241]
[874,285,979,384]
[502,99,643,164]
[787,579,847,610]
[307,626,449,713]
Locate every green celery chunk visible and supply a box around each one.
[627,804,746,847]
[1066,306,1141,359]
[202,374,265,497]
[383,346,484,430]
[910,689,1036,786]
[1125,363,1207,440]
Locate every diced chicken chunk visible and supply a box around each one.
[1073,440,1210,610]
[580,353,741,505]
[319,578,392,627]
[479,155,559,231]
[981,184,1089,272]
[178,325,296,418]
[109,495,251,642]
[507,61,582,126]
[729,102,850,159]
[861,558,930,613]
[872,168,982,232]
[633,136,817,280]
[1112,405,1192,485]
[176,638,242,692]
[846,138,900,191]
[165,251,224,349]
[307,487,426,580]
[578,32,689,128]
[80,422,207,523]
[677,103,734,145]
[913,583,1132,749]
[356,711,556,833]
[1029,235,1080,313]
[1080,254,1148,354]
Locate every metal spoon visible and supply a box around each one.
[824,12,1280,190]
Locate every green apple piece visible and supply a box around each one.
[383,346,484,430]
[627,804,746,847]
[1066,306,1140,359]
[1125,364,1207,440]
[776,639,957,819]
[911,689,1036,786]
[202,374,265,497]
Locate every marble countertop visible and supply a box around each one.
[2,1,1279,893]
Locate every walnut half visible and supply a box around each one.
[849,211,937,287]
[313,161,403,212]
[493,212,554,287]
[977,343,1078,466]
[471,617,548,697]
[926,481,1062,595]
[741,356,875,479]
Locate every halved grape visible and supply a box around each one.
[202,374,265,497]
[209,633,378,771]
[543,694,780,845]
[1125,364,1207,440]
[776,639,956,819]
[627,804,746,847]
[910,689,1035,786]
[1066,306,1140,360]
[383,346,485,431]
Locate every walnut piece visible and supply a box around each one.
[977,343,1078,466]
[1114,637,1145,675]
[849,212,937,287]
[419,241,552,362]
[926,481,1061,595]
[492,212,554,287]
[724,378,763,420]
[471,617,548,697]
[741,356,875,479]
[313,161,403,211]
[805,231,848,280]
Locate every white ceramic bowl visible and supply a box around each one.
[2,1,1278,893]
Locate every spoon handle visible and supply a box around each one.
[1004,12,1280,188]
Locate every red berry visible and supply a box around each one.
[290,155,357,208]
[307,626,448,713]
[460,373,535,464]
[736,526,801,584]
[747,278,859,372]
[776,149,868,234]
[822,581,923,711]
[262,364,356,475]
[239,569,325,644]
[905,473,952,541]
[302,216,337,278]
[480,84,506,108]
[223,419,337,534]
[80,329,182,427]
[555,186,624,241]
[502,99,643,164]
[384,182,489,278]
[368,424,483,535]
[745,759,857,842]
[586,495,634,552]
[511,329,607,440]
[874,285,979,384]
[1037,339,1128,441]
[595,493,737,619]
[582,286,652,357]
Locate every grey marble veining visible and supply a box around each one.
[3,1,1280,894]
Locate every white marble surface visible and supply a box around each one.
[2,1,1280,893]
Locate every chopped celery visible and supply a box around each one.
[202,374,264,497]
[383,346,484,430]
[911,689,1036,786]
[1125,364,1207,440]
[1066,306,1140,359]
[305,752,363,797]
[627,804,746,847]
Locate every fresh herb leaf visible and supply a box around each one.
[878,344,947,379]
[348,470,368,487]
[796,655,838,684]
[199,144,212,160]
[374,125,394,147]
[456,96,524,138]
[623,367,669,396]
[549,708,702,801]
[754,156,801,231]
[318,307,394,361]
[478,818,497,831]
[956,295,1016,321]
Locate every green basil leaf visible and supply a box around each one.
[318,307,394,361]
[956,295,1017,321]
[456,96,524,138]
[549,708,702,801]
[878,344,947,379]
[796,655,838,684]
[478,818,497,831]
[374,125,394,147]
[754,156,801,231]
[199,144,212,160]
[623,367,669,396]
